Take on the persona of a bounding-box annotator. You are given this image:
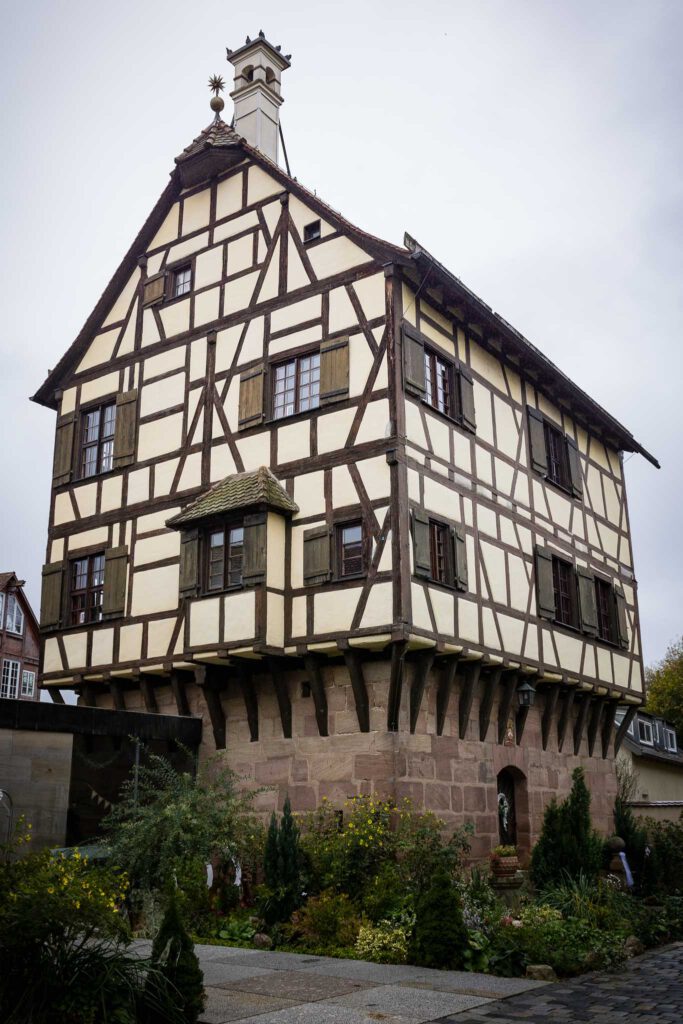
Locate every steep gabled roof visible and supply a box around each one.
[0,572,20,591]
[166,466,298,528]
[0,572,40,634]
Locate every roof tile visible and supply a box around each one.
[167,467,298,527]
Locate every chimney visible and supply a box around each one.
[227,31,291,165]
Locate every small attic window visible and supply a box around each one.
[303,220,321,244]
[171,264,192,299]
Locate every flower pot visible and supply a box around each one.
[491,855,519,877]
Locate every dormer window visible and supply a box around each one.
[664,726,677,753]
[172,264,192,299]
[273,352,320,418]
[303,220,321,244]
[637,718,654,746]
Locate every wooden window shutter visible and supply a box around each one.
[613,583,629,648]
[238,364,264,429]
[535,546,555,620]
[113,390,138,469]
[303,525,332,586]
[453,525,468,591]
[566,437,583,498]
[243,512,267,586]
[577,567,598,636]
[142,273,165,307]
[103,546,128,618]
[403,324,425,397]
[179,528,200,597]
[458,366,477,433]
[527,406,548,476]
[40,561,64,630]
[320,336,349,405]
[53,412,76,487]
[412,509,431,579]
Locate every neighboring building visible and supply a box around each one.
[0,573,39,702]
[32,34,658,854]
[616,707,683,822]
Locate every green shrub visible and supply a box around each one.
[293,890,361,947]
[356,920,410,964]
[530,768,604,890]
[149,895,205,1024]
[257,797,305,925]
[361,862,410,923]
[411,868,467,969]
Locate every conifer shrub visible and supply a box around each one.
[531,768,604,890]
[258,796,305,925]
[149,895,205,1024]
[410,868,468,969]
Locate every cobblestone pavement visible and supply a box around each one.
[441,943,683,1024]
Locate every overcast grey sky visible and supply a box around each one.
[1,0,680,671]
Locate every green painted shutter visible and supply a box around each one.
[614,583,629,648]
[40,561,64,630]
[113,390,138,469]
[403,324,425,397]
[238,363,264,429]
[458,366,476,433]
[413,509,431,579]
[320,335,349,405]
[453,525,468,591]
[103,546,128,618]
[535,546,555,620]
[142,273,165,307]
[243,512,267,586]
[53,412,76,487]
[566,437,583,498]
[527,406,548,476]
[179,528,200,596]
[303,525,332,586]
[577,567,598,636]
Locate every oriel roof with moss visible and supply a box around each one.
[166,466,298,528]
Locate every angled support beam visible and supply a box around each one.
[409,649,436,734]
[387,640,407,732]
[497,670,519,744]
[170,670,191,717]
[109,679,126,712]
[436,656,459,736]
[587,697,605,757]
[541,683,561,750]
[479,666,502,741]
[557,687,576,752]
[137,675,159,714]
[515,705,530,745]
[303,654,328,737]
[48,686,66,704]
[267,657,292,739]
[459,661,482,740]
[601,699,619,759]
[196,665,226,749]
[81,683,99,708]
[343,649,370,733]
[236,667,258,742]
[614,704,637,754]
[573,694,593,755]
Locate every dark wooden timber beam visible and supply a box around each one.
[342,648,370,733]
[387,640,407,732]
[436,655,459,736]
[459,661,482,740]
[236,666,258,742]
[267,657,292,739]
[81,683,99,707]
[587,697,605,757]
[497,670,519,744]
[557,687,575,752]
[614,705,637,754]
[573,693,592,755]
[136,675,159,714]
[48,687,66,704]
[109,679,126,712]
[197,665,226,749]
[170,670,191,717]
[409,648,436,734]
[479,666,501,741]
[601,699,619,759]
[541,683,561,750]
[303,654,328,737]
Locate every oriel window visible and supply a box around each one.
[337,522,365,577]
[172,264,192,299]
[81,403,116,478]
[70,554,105,625]
[424,349,452,416]
[206,526,244,591]
[552,556,577,628]
[544,421,570,490]
[273,352,321,419]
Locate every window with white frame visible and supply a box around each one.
[21,670,36,698]
[664,726,677,753]
[638,718,654,745]
[0,592,4,626]
[4,594,24,635]
[1,659,20,699]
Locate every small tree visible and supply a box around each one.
[259,796,304,924]
[411,867,467,969]
[530,768,604,890]
[149,894,205,1024]
[645,637,683,738]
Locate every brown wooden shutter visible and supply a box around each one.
[403,324,425,397]
[453,525,468,591]
[238,364,264,429]
[613,583,629,648]
[103,546,128,618]
[142,273,165,307]
[458,366,476,433]
[53,412,76,487]
[535,546,555,620]
[527,406,548,476]
[40,561,64,630]
[566,437,583,498]
[320,335,349,405]
[113,390,138,469]
[179,528,200,596]
[412,509,431,579]
[577,567,598,636]
[303,525,332,586]
[243,512,267,586]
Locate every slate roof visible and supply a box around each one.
[167,467,298,527]
[175,117,243,164]
[0,572,21,591]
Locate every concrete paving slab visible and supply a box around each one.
[303,957,434,983]
[236,1004,415,1024]
[199,986,299,1024]
[198,962,277,986]
[216,969,374,1000]
[330,983,491,1022]
[195,943,263,961]
[210,950,325,971]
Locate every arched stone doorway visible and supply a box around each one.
[496,767,530,851]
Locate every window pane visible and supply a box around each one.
[82,444,99,478]
[227,527,244,586]
[174,267,191,297]
[340,523,363,576]
[435,357,449,414]
[84,409,101,443]
[208,531,225,590]
[102,404,117,438]
[100,439,114,473]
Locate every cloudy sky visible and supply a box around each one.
[1,0,680,672]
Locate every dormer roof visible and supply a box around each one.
[166,466,299,528]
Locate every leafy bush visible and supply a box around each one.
[355,920,410,964]
[292,890,361,947]
[258,796,305,925]
[643,814,683,896]
[216,916,256,944]
[539,873,637,935]
[411,867,467,969]
[149,895,205,1024]
[361,862,410,923]
[530,768,604,890]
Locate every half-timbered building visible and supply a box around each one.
[32,33,659,854]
